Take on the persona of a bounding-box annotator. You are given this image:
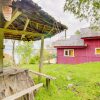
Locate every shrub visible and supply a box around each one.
[29,55,40,64]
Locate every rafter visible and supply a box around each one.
[0,28,44,37]
[23,18,30,31]
[4,10,22,28]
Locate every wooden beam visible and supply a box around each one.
[0,12,4,70]
[0,10,21,69]
[42,25,45,32]
[24,18,30,31]
[12,40,16,66]
[65,29,67,39]
[30,20,53,30]
[36,23,39,29]
[29,70,56,80]
[39,36,44,73]
[4,10,22,28]
[29,70,56,89]
[48,27,54,34]
[0,28,44,37]
[3,83,43,100]
[0,30,4,71]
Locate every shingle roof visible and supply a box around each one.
[53,35,85,47]
[54,28,100,47]
[81,28,100,38]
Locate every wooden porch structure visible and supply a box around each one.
[0,0,67,99]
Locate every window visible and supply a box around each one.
[64,49,74,57]
[95,48,100,55]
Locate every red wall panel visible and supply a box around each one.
[57,39,100,64]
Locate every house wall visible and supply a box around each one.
[57,39,100,64]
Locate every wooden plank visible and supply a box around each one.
[24,18,30,31]
[3,83,43,100]
[4,10,22,28]
[36,23,39,29]
[48,27,54,34]
[29,70,56,80]
[0,28,44,37]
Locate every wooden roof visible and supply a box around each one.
[53,35,85,47]
[0,0,67,41]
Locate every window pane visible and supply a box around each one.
[96,49,100,54]
[65,50,69,56]
[69,50,74,56]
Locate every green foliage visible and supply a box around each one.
[75,30,80,35]
[29,49,55,64]
[16,41,33,64]
[29,55,40,64]
[90,24,100,31]
[64,0,100,25]
[4,59,12,67]
[43,49,51,61]
[29,57,36,64]
[22,62,100,100]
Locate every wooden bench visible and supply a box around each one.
[3,83,43,100]
[29,70,56,89]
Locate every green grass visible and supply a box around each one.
[21,62,100,100]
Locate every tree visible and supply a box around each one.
[43,49,51,64]
[64,0,100,26]
[75,30,80,35]
[16,41,33,64]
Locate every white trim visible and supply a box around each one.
[95,48,100,55]
[64,49,74,57]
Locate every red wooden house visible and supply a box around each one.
[54,28,100,64]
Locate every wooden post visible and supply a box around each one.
[0,30,4,73]
[0,12,4,72]
[0,9,21,71]
[46,78,50,89]
[38,36,44,81]
[12,40,15,66]
[65,29,67,39]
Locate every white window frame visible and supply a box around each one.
[64,49,74,57]
[95,48,100,55]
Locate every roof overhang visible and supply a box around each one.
[54,45,87,49]
[81,36,100,40]
[0,0,67,41]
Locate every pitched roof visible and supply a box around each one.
[0,0,67,41]
[53,35,85,47]
[81,28,100,38]
[54,28,100,48]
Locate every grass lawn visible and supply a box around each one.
[22,62,100,100]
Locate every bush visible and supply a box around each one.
[29,56,40,64]
[29,57,36,64]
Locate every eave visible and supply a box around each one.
[81,36,100,40]
[54,45,87,49]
